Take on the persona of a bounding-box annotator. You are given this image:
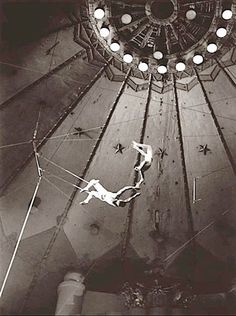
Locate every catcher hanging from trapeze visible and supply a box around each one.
[80,141,153,206]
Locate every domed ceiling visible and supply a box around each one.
[0,0,236,314]
[80,0,236,79]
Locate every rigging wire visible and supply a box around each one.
[40,154,89,184]
[163,209,230,263]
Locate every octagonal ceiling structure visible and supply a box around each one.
[80,0,236,80]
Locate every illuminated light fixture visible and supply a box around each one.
[153,50,163,60]
[100,26,110,38]
[176,61,186,72]
[157,65,167,74]
[121,14,132,24]
[193,54,204,65]
[222,9,233,20]
[94,8,105,20]
[123,53,133,63]
[216,27,227,38]
[138,61,149,72]
[207,43,217,53]
[186,9,197,20]
[110,41,120,52]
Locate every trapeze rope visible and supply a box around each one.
[39,154,89,184]
[44,170,83,191]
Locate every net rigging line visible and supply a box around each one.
[0,107,44,299]
[1,102,235,151]
[163,209,230,263]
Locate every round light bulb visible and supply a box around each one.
[153,50,163,60]
[94,8,105,20]
[138,61,148,72]
[193,54,204,65]
[216,27,227,38]
[176,62,186,72]
[100,27,110,38]
[123,53,133,63]
[110,42,120,52]
[121,14,132,24]
[222,9,233,20]
[157,65,167,74]
[207,43,217,53]
[186,9,197,20]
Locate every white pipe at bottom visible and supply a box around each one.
[55,272,85,315]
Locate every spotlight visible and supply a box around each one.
[123,53,133,63]
[176,62,186,72]
[193,54,204,65]
[157,65,167,74]
[138,61,149,72]
[186,9,197,20]
[153,50,163,60]
[94,8,105,20]
[207,43,217,53]
[222,9,233,20]
[216,27,227,38]
[100,26,110,38]
[121,14,132,24]
[110,41,120,52]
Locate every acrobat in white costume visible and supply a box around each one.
[132,141,153,188]
[80,179,140,207]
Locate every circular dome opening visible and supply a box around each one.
[121,14,132,24]
[94,8,105,20]
[138,61,149,72]
[123,53,133,63]
[193,54,204,65]
[100,27,110,38]
[158,65,167,74]
[186,9,197,20]
[153,50,163,60]
[151,0,174,19]
[207,43,217,53]
[110,42,120,52]
[176,62,186,72]
[216,27,227,38]
[222,9,232,20]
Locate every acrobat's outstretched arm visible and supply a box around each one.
[116,185,138,198]
[135,170,144,189]
[121,192,141,203]
[132,142,146,156]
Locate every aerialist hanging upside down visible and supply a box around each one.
[132,141,153,188]
[80,179,140,207]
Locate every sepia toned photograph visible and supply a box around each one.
[0,0,236,314]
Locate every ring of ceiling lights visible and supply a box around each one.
[86,0,236,77]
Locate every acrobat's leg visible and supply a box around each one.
[116,185,137,198]
[135,170,144,189]
[122,192,141,203]
[134,160,146,171]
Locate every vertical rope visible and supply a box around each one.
[0,57,111,197]
[121,74,153,258]
[21,67,131,312]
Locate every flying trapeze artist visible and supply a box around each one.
[132,141,153,188]
[80,179,140,207]
[79,141,153,207]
